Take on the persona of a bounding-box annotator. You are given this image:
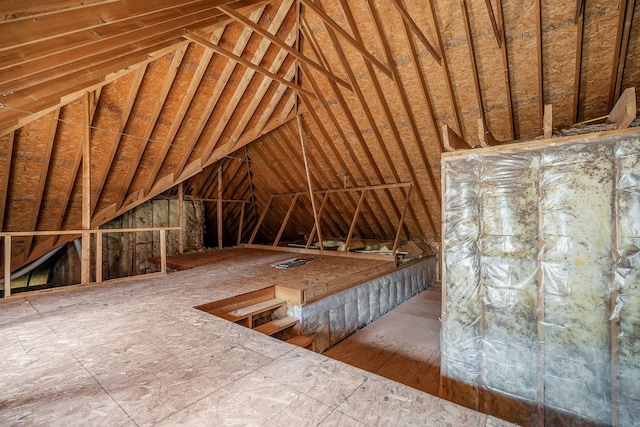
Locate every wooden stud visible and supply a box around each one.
[344,190,366,251]
[249,194,273,244]
[218,167,223,249]
[96,231,103,283]
[0,131,15,232]
[609,0,636,109]
[483,0,502,46]
[178,182,184,254]
[535,0,544,130]
[218,3,352,90]
[543,104,553,139]
[297,114,323,252]
[573,1,585,124]
[237,202,245,246]
[461,0,486,135]
[392,185,413,254]
[608,87,636,129]
[496,0,515,140]
[306,192,329,249]
[160,229,167,274]
[4,235,11,298]
[273,194,299,247]
[184,31,317,99]
[427,0,464,137]
[299,0,392,78]
[389,0,441,64]
[81,91,92,285]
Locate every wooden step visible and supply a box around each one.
[286,335,314,350]
[253,316,299,336]
[219,298,285,324]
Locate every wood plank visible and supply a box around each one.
[220,298,285,322]
[461,0,485,131]
[184,31,316,99]
[608,87,636,129]
[178,182,184,253]
[496,0,515,140]
[609,0,636,110]
[297,114,323,252]
[535,0,544,129]
[4,235,10,297]
[477,118,499,147]
[483,0,502,46]
[344,191,366,252]
[96,231,103,283]
[253,316,298,335]
[0,0,117,20]
[217,167,223,249]
[273,194,299,247]
[573,1,585,123]
[391,185,412,255]
[299,0,392,78]
[237,202,245,246]
[286,335,314,349]
[249,194,273,244]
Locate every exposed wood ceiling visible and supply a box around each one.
[1,0,638,272]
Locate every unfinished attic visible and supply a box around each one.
[1,0,639,425]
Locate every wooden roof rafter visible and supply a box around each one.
[0,131,15,231]
[298,0,392,79]
[609,0,636,109]
[573,0,586,124]
[388,0,442,65]
[216,3,352,91]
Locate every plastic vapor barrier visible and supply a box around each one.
[441,131,640,427]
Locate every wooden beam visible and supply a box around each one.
[198,2,296,160]
[0,131,15,232]
[273,194,299,247]
[543,104,553,139]
[608,87,636,129]
[297,114,323,252]
[143,27,226,196]
[249,194,273,244]
[573,1,585,123]
[237,202,245,246]
[217,167,223,249]
[178,182,184,254]
[477,117,499,147]
[4,235,10,298]
[427,0,464,138]
[118,44,188,210]
[184,31,317,99]
[609,0,636,109]
[442,124,473,152]
[96,231,103,283]
[392,185,413,254]
[389,0,441,64]
[461,0,486,132]
[483,0,502,46]
[496,0,515,140]
[160,229,167,274]
[344,190,366,251]
[535,0,544,130]
[306,192,328,249]
[217,3,352,90]
[81,91,92,285]
[299,0,392,78]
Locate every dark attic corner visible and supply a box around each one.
[1,0,639,426]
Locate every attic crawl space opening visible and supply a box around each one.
[1,0,640,425]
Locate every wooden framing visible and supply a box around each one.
[443,124,474,151]
[184,31,316,99]
[344,190,365,252]
[297,114,323,252]
[573,0,585,123]
[0,131,14,231]
[217,167,224,249]
[81,91,92,285]
[4,235,11,297]
[299,0,392,78]
[496,0,515,140]
[543,104,553,139]
[483,0,502,46]
[535,0,544,130]
[609,0,636,110]
[273,194,299,247]
[389,0,441,64]
[461,0,486,134]
[178,182,184,253]
[608,87,636,129]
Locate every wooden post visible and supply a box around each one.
[178,182,184,254]
[4,235,10,298]
[237,203,245,246]
[160,229,167,274]
[81,91,92,285]
[344,190,366,251]
[297,114,323,252]
[96,231,103,283]
[306,192,329,249]
[217,167,223,249]
[392,185,413,254]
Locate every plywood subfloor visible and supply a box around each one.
[324,283,442,396]
[152,247,395,300]
[0,259,518,426]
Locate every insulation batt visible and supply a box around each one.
[441,133,640,427]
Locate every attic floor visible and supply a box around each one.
[0,249,511,426]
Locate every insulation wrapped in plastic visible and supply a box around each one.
[441,133,640,427]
